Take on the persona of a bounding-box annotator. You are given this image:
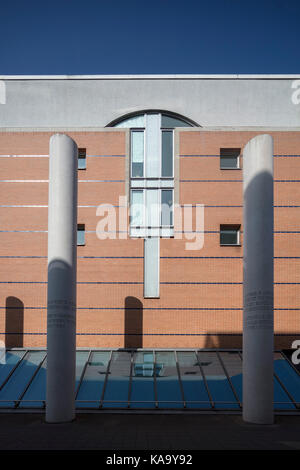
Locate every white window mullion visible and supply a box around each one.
[145,114,160,178]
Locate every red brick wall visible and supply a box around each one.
[0,129,299,349]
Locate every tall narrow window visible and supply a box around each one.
[161,131,173,177]
[131,131,144,177]
[130,190,144,228]
[77,224,85,246]
[78,148,86,170]
[161,190,173,226]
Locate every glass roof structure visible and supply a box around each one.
[0,349,299,412]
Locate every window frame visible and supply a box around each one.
[78,148,87,170]
[77,224,85,246]
[220,224,241,246]
[220,148,241,170]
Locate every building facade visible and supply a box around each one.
[0,75,300,350]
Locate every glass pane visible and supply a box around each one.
[0,351,45,408]
[76,351,110,409]
[130,351,155,408]
[78,157,86,170]
[102,351,131,408]
[273,353,299,410]
[146,189,160,228]
[131,190,144,227]
[77,227,85,246]
[132,162,144,178]
[155,351,183,409]
[0,351,24,388]
[114,114,145,128]
[131,131,144,177]
[19,350,89,409]
[177,351,211,409]
[161,115,192,128]
[131,131,144,163]
[161,190,173,226]
[274,375,295,410]
[198,352,239,409]
[220,156,238,169]
[219,352,242,402]
[19,358,47,408]
[220,230,238,245]
[75,351,91,389]
[161,131,173,177]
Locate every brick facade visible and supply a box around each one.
[0,129,299,349]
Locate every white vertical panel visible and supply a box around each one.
[131,190,144,227]
[146,189,160,228]
[145,114,160,177]
[144,237,160,298]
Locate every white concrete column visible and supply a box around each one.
[46,134,78,423]
[243,134,274,424]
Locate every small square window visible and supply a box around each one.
[78,148,86,170]
[77,224,85,246]
[220,225,241,246]
[220,148,240,169]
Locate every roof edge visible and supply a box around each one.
[1,74,300,80]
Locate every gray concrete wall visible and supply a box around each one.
[0,75,300,128]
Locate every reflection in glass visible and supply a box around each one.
[155,351,183,408]
[131,131,144,177]
[131,190,144,227]
[161,115,192,128]
[0,351,45,408]
[0,351,24,389]
[114,114,145,128]
[274,353,300,406]
[219,352,242,403]
[198,352,239,409]
[130,351,155,408]
[76,351,110,408]
[273,353,297,410]
[161,190,173,226]
[161,131,173,177]
[177,351,211,409]
[102,351,131,408]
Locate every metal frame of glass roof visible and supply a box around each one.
[0,349,299,413]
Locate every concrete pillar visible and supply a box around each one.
[46,134,78,423]
[243,134,274,424]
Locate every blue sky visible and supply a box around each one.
[1,0,299,74]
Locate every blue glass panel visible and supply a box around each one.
[76,351,110,409]
[161,115,192,128]
[77,227,85,246]
[177,351,211,409]
[115,114,145,128]
[78,157,86,170]
[75,351,90,390]
[19,358,47,408]
[130,351,155,408]
[0,351,45,408]
[0,351,24,388]
[102,351,131,408]
[274,375,295,410]
[219,352,242,403]
[155,351,183,409]
[198,352,239,410]
[19,350,89,409]
[274,353,300,406]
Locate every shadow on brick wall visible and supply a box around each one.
[5,296,24,348]
[124,296,143,349]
